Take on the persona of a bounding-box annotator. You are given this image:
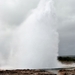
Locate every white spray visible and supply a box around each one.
[0,0,60,69]
[7,0,59,69]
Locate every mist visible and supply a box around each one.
[0,0,75,68]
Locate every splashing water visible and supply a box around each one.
[7,0,59,69]
[0,0,60,69]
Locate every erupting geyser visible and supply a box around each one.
[9,0,59,69]
[0,0,60,69]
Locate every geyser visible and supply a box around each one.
[8,0,59,69]
[0,0,61,69]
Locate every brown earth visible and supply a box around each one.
[0,68,75,75]
[58,69,75,75]
[0,69,56,75]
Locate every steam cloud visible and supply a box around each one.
[0,0,60,69]
[0,0,75,69]
[9,0,59,69]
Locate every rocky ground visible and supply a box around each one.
[0,69,55,75]
[0,68,75,75]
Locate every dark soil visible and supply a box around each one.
[0,68,75,75]
[0,69,55,75]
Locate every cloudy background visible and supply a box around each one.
[55,0,75,55]
[0,0,75,63]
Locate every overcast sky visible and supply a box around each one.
[0,0,75,62]
[55,0,75,55]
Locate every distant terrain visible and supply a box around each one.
[58,56,75,64]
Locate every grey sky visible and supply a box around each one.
[55,0,75,55]
[0,0,75,62]
[0,0,40,25]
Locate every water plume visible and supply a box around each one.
[0,0,60,69]
[8,0,59,69]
